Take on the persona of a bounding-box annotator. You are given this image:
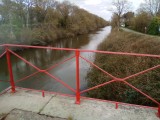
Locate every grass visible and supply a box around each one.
[86,29,160,106]
[67,115,73,120]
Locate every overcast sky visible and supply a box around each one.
[58,0,145,20]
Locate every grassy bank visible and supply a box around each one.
[86,29,160,106]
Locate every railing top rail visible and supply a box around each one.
[0,44,160,58]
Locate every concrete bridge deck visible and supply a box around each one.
[0,88,159,120]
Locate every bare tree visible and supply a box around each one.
[111,0,132,30]
[140,0,160,16]
[24,0,34,28]
[56,1,74,28]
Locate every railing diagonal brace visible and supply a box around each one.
[44,71,76,93]
[122,64,160,81]
[9,49,41,71]
[15,55,75,83]
[46,55,75,71]
[80,56,118,80]
[0,51,6,59]
[123,81,160,106]
[80,79,116,94]
[0,80,10,83]
[9,49,76,93]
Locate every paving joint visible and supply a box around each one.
[38,96,54,114]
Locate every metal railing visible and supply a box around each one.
[0,44,160,117]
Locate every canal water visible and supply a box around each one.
[0,26,111,94]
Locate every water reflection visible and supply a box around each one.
[0,26,111,94]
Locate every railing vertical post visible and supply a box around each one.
[6,47,15,93]
[115,102,118,109]
[158,106,160,117]
[75,50,80,104]
[42,90,45,97]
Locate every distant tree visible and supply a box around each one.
[111,0,132,30]
[0,0,13,24]
[133,11,152,33]
[122,12,134,27]
[23,0,35,28]
[147,17,160,35]
[140,0,160,16]
[56,1,73,28]
[12,0,28,28]
[111,13,119,28]
[0,0,15,36]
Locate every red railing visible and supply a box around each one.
[0,44,160,117]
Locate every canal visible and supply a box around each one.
[0,26,111,95]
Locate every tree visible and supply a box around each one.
[24,0,34,28]
[0,0,15,34]
[122,12,134,27]
[140,0,160,16]
[13,0,26,28]
[111,0,132,30]
[147,17,160,35]
[56,1,74,28]
[111,13,119,28]
[133,11,152,33]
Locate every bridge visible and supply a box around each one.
[0,44,160,120]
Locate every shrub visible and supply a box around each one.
[147,17,160,35]
[87,30,160,106]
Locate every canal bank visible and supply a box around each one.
[86,28,160,106]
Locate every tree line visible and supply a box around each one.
[0,0,108,45]
[111,0,160,35]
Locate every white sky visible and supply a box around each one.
[58,0,145,20]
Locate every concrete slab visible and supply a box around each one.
[41,95,159,120]
[4,109,66,120]
[0,88,159,120]
[0,113,6,120]
[0,89,53,114]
